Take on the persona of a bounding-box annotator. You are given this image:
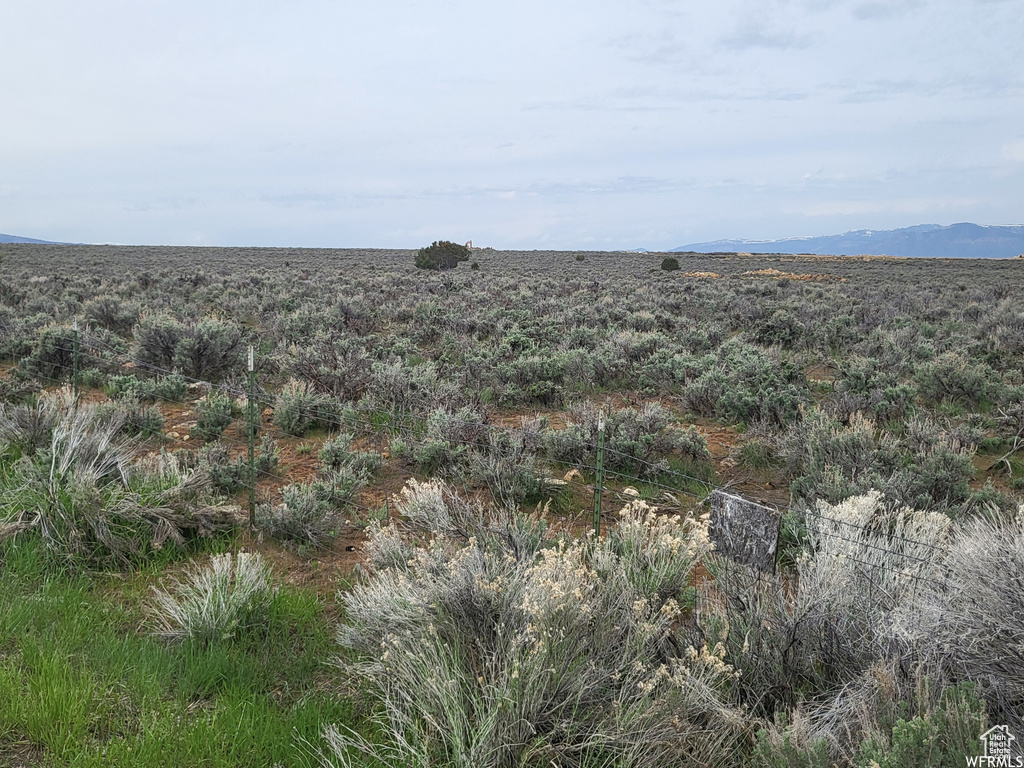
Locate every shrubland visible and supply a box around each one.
[0,244,1021,765]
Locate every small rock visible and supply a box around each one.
[622,487,641,497]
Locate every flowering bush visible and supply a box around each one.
[327,481,741,767]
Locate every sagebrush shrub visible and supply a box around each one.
[21,324,77,381]
[543,401,710,479]
[133,315,244,382]
[83,294,140,334]
[198,435,278,495]
[192,392,235,442]
[133,314,185,371]
[329,481,742,768]
[273,379,337,436]
[318,433,381,476]
[286,333,371,400]
[706,492,950,718]
[106,373,187,403]
[257,483,340,548]
[916,351,1004,408]
[898,508,1024,731]
[171,318,244,382]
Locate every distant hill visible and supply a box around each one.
[0,233,62,244]
[673,223,1024,258]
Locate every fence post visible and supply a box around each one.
[379,431,390,524]
[594,409,605,537]
[72,319,79,401]
[247,345,256,528]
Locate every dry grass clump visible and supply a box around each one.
[327,479,745,768]
[0,388,239,565]
[896,506,1024,732]
[150,551,274,643]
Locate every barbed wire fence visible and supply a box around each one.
[7,328,969,594]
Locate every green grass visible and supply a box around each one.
[0,539,365,767]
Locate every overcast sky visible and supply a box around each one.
[2,0,1021,250]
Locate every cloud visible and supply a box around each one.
[603,29,689,66]
[1003,140,1024,162]
[829,75,1023,103]
[850,0,922,20]
[522,83,807,113]
[792,196,980,217]
[721,21,811,50]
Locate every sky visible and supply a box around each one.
[1,0,1022,250]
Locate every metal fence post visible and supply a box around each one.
[72,319,79,401]
[594,409,605,537]
[248,345,256,527]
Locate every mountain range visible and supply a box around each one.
[0,233,62,244]
[673,223,1024,259]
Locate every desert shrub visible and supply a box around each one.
[285,333,371,401]
[543,401,710,479]
[680,341,807,427]
[309,434,378,508]
[0,397,61,459]
[105,373,188,403]
[149,552,273,643]
[706,492,950,718]
[889,416,976,511]
[171,318,245,382]
[273,380,338,436]
[661,257,680,271]
[96,398,164,438]
[133,315,244,382]
[410,406,487,477]
[75,367,106,389]
[900,509,1024,730]
[192,392,235,442]
[257,483,340,548]
[780,410,975,512]
[133,314,185,370]
[328,482,742,767]
[0,395,238,565]
[20,324,77,381]
[753,678,987,768]
[784,411,898,505]
[319,433,381,476]
[83,294,139,334]
[468,427,546,506]
[752,307,806,349]
[915,351,1004,408]
[0,374,43,406]
[363,359,461,415]
[198,435,278,496]
[106,373,155,401]
[310,465,370,508]
[853,681,987,768]
[414,240,469,270]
